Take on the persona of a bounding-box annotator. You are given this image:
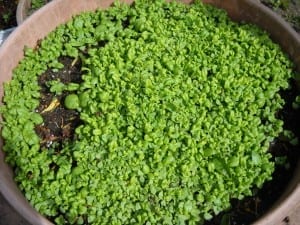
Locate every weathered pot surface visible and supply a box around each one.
[16,0,31,25]
[0,0,300,225]
[17,0,51,25]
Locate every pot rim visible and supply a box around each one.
[16,0,31,25]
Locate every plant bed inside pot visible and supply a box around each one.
[0,0,300,225]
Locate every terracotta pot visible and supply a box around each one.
[17,0,51,25]
[16,0,31,25]
[0,0,299,225]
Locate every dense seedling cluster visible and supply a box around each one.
[0,0,295,224]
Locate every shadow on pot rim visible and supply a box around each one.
[0,0,299,225]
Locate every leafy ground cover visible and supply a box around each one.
[0,0,300,225]
[1,0,300,225]
[0,0,298,33]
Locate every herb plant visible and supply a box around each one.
[0,0,296,224]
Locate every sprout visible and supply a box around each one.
[64,94,80,110]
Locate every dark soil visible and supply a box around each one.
[0,0,18,30]
[35,57,82,150]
